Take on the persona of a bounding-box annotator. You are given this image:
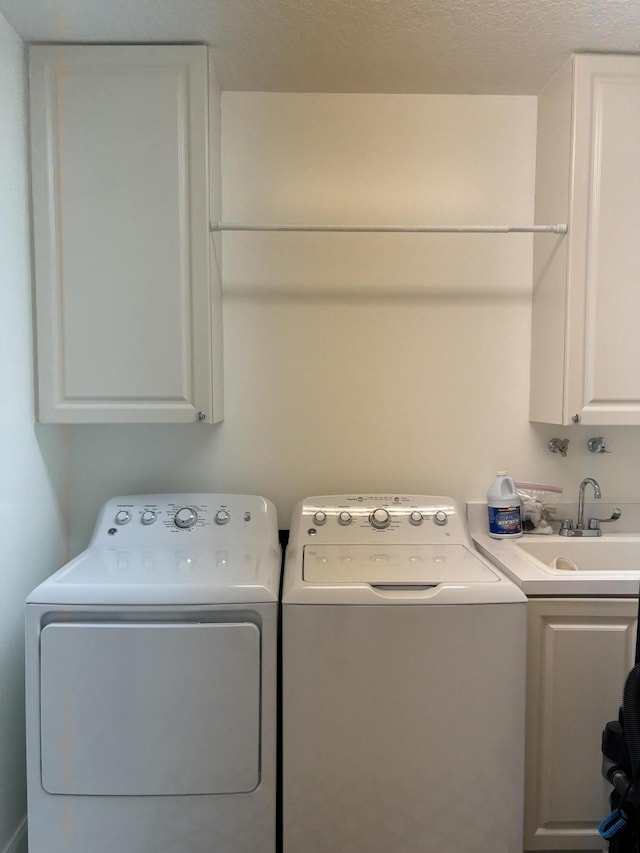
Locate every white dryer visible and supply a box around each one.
[25,493,280,853]
[282,494,527,853]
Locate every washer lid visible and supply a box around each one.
[304,545,498,584]
[282,543,525,604]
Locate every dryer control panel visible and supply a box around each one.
[92,493,274,548]
[27,493,281,606]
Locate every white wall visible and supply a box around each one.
[0,13,68,853]
[67,91,640,552]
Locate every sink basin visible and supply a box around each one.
[516,537,640,573]
[468,502,640,594]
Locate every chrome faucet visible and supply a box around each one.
[559,477,621,537]
[577,477,601,529]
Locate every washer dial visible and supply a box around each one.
[141,510,157,526]
[115,510,130,525]
[370,508,391,529]
[215,509,230,525]
[174,507,198,529]
[434,510,448,526]
[409,510,423,526]
[338,511,352,526]
[313,510,328,525]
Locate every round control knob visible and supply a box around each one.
[141,510,157,526]
[409,510,423,526]
[115,510,130,525]
[174,507,198,529]
[370,508,391,529]
[338,511,352,526]
[215,509,230,525]
[434,510,448,526]
[313,510,328,525]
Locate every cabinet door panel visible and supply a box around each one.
[568,56,640,424]
[531,54,640,425]
[586,73,640,407]
[525,598,636,850]
[29,45,217,423]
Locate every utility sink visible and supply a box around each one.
[516,536,640,573]
[469,503,640,595]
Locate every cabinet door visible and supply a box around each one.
[525,598,636,850]
[566,55,640,425]
[531,54,640,425]
[29,45,220,423]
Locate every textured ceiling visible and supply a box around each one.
[1,0,640,94]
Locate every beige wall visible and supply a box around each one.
[0,13,68,853]
[68,91,640,551]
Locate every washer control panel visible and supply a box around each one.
[91,493,272,549]
[295,494,472,547]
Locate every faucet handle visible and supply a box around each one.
[558,518,575,537]
[548,438,569,457]
[587,508,622,530]
[587,436,611,454]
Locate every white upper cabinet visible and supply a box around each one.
[530,54,640,425]
[29,45,223,423]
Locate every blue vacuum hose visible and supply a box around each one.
[623,664,640,783]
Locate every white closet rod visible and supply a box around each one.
[212,222,568,234]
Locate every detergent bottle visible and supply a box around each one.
[487,471,522,539]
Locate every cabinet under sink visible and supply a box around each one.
[469,503,640,851]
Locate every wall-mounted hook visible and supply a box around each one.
[548,438,569,457]
[587,436,610,454]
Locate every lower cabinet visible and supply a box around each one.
[525,598,637,851]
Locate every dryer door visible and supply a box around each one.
[40,621,260,795]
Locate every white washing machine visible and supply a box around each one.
[25,493,280,853]
[282,494,527,853]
